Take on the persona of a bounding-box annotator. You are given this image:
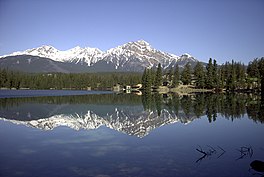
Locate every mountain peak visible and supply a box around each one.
[0,40,201,72]
[71,46,81,50]
[181,53,193,58]
[135,40,150,46]
[33,45,57,52]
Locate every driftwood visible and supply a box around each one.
[196,145,256,164]
[236,146,253,160]
[195,145,225,163]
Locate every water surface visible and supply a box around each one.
[0,89,112,98]
[0,92,263,177]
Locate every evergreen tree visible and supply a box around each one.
[0,69,8,88]
[150,67,156,86]
[168,67,173,85]
[154,63,162,87]
[247,58,261,89]
[236,63,246,89]
[230,60,236,91]
[247,59,260,78]
[142,68,147,90]
[193,62,205,88]
[145,69,152,91]
[206,58,214,89]
[257,57,264,95]
[213,59,219,89]
[181,62,191,85]
[172,65,180,87]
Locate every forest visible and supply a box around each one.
[142,57,264,92]
[0,71,142,90]
[0,57,263,92]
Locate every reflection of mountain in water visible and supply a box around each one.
[0,107,196,138]
[0,93,263,137]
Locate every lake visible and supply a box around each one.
[0,91,264,177]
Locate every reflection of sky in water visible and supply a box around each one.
[0,114,264,177]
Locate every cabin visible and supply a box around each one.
[124,85,131,91]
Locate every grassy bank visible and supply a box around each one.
[157,85,213,94]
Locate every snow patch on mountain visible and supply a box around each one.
[2,45,103,66]
[0,40,199,70]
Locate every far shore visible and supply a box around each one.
[0,85,261,97]
[157,85,213,94]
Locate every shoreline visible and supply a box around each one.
[0,89,113,98]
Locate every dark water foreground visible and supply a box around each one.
[0,92,263,177]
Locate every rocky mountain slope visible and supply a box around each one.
[0,40,199,72]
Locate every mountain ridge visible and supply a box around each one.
[0,40,200,72]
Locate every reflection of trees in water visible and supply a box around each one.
[142,93,263,124]
[0,93,142,108]
[180,96,192,118]
[0,92,263,123]
[141,91,162,116]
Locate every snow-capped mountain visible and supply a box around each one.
[5,45,103,66]
[102,40,181,70]
[0,40,199,72]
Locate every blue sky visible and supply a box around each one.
[0,0,263,64]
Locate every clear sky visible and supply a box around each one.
[0,0,263,64]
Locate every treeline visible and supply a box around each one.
[1,57,263,91]
[0,70,142,90]
[142,57,264,92]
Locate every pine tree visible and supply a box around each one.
[193,62,205,88]
[146,69,152,91]
[206,58,214,89]
[247,59,260,78]
[154,63,162,88]
[218,66,224,89]
[213,59,219,89]
[230,60,236,91]
[257,57,264,95]
[181,62,191,85]
[150,67,156,86]
[142,68,147,90]
[0,69,7,88]
[247,58,260,89]
[168,67,173,85]
[172,65,180,87]
[236,62,246,89]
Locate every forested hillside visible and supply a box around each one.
[0,71,142,90]
[142,57,264,92]
[0,57,263,92]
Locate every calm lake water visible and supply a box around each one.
[0,90,264,177]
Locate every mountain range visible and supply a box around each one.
[0,40,199,73]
